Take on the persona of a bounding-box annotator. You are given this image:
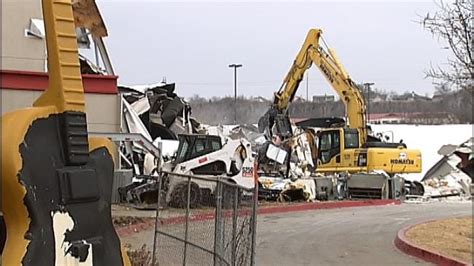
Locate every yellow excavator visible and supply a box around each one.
[258,28,422,177]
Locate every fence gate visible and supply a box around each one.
[151,170,258,266]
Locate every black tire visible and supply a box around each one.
[200,188,214,207]
[169,181,201,209]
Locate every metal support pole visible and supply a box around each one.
[364,82,374,122]
[234,67,237,124]
[367,85,370,120]
[231,188,238,266]
[94,39,100,68]
[306,72,309,101]
[228,64,242,125]
[213,181,223,266]
[250,160,259,266]
[94,37,115,75]
[183,176,192,265]
[152,142,163,265]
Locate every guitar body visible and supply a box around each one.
[1,0,130,265]
[2,109,126,265]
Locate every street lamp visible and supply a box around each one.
[363,82,375,122]
[306,72,309,101]
[228,64,242,124]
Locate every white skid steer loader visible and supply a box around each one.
[161,134,255,208]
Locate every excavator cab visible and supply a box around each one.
[317,127,422,175]
[318,130,341,164]
[318,128,359,164]
[317,128,366,172]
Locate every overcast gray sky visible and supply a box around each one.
[96,0,450,99]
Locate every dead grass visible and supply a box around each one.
[113,216,153,228]
[406,217,473,263]
[124,244,158,266]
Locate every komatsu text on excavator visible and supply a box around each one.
[258,28,422,177]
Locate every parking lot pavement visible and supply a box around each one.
[256,201,471,266]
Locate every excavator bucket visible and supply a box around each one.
[257,108,276,134]
[258,107,292,139]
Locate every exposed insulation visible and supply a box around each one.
[72,0,107,38]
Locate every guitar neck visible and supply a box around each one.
[34,0,85,113]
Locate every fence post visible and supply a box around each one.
[152,142,163,266]
[213,180,223,266]
[231,187,238,266]
[183,176,192,265]
[250,159,259,266]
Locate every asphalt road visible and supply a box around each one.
[121,201,472,265]
[256,201,472,266]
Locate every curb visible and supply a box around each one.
[394,221,469,266]
[117,199,400,237]
[257,199,399,215]
[116,219,155,237]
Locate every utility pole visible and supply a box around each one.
[228,64,242,124]
[364,82,375,122]
[306,72,309,101]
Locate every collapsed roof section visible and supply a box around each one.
[120,82,204,142]
[26,6,108,74]
[72,0,114,75]
[421,138,473,198]
[423,137,473,181]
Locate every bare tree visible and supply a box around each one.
[434,82,453,94]
[421,0,473,89]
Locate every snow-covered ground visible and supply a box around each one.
[370,124,473,181]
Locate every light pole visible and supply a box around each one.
[306,72,309,101]
[228,64,242,124]
[364,82,375,122]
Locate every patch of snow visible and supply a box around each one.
[370,124,472,181]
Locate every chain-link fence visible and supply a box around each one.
[90,133,258,265]
[151,170,258,266]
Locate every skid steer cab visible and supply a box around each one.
[163,134,255,208]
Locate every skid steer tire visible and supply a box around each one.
[221,185,242,209]
[169,181,201,209]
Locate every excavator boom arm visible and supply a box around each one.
[274,29,322,110]
[264,28,367,144]
[307,40,367,144]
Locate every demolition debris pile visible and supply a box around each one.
[114,82,472,207]
[117,83,257,208]
[416,138,473,200]
[120,82,204,140]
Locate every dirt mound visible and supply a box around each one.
[406,216,473,263]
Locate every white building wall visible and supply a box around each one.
[1,0,120,134]
[1,0,46,72]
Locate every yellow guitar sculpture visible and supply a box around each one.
[2,0,130,264]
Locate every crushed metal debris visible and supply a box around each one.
[407,138,473,202]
